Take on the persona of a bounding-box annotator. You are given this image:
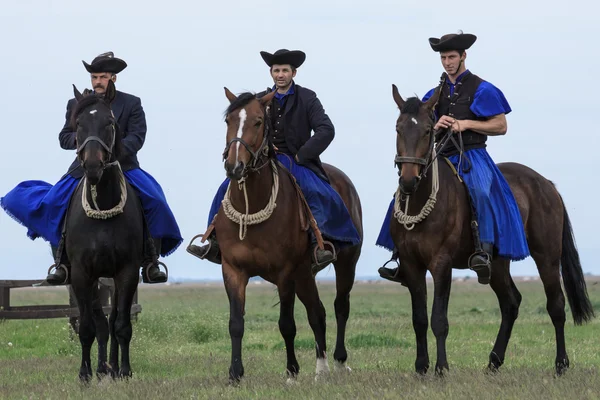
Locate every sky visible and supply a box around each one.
[0,0,598,282]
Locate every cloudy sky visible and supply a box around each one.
[0,0,597,282]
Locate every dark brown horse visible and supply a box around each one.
[387,84,594,376]
[213,88,363,382]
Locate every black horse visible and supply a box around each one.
[66,81,145,381]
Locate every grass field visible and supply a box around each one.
[1,277,599,399]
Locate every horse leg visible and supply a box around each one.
[222,261,249,383]
[108,288,119,377]
[430,261,452,376]
[535,254,569,375]
[71,281,96,383]
[276,275,300,380]
[295,267,329,377]
[487,259,522,371]
[91,282,110,379]
[406,266,429,375]
[332,251,357,372]
[113,268,139,379]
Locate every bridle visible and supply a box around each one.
[75,109,118,171]
[222,103,274,178]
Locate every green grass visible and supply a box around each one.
[1,279,599,399]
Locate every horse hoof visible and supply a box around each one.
[228,377,242,387]
[286,376,298,385]
[555,359,570,377]
[118,369,132,380]
[334,361,352,373]
[315,358,330,376]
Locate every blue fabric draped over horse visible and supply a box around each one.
[1,168,182,257]
[207,153,361,249]
[376,71,530,262]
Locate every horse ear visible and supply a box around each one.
[424,86,441,111]
[105,80,116,104]
[73,84,84,102]
[224,87,237,103]
[392,84,405,110]
[259,90,276,107]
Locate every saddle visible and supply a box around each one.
[49,175,160,279]
[197,158,329,253]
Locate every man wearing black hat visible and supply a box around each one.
[0,51,182,285]
[187,49,361,273]
[376,32,530,285]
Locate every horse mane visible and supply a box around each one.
[224,92,258,119]
[401,97,423,116]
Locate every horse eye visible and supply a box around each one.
[255,121,262,127]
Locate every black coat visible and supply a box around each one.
[259,83,334,182]
[59,90,147,179]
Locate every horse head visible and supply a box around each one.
[222,88,276,181]
[71,80,121,185]
[391,84,440,194]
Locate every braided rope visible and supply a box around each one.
[222,159,279,240]
[81,162,127,219]
[393,156,439,230]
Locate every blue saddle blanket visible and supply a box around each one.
[1,168,182,257]
[376,148,530,261]
[208,154,361,248]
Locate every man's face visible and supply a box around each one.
[440,50,465,76]
[270,64,296,91]
[90,72,115,94]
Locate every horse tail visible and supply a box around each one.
[558,192,595,325]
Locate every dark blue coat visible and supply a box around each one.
[259,83,334,182]
[59,90,147,179]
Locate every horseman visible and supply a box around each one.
[1,51,182,284]
[377,31,530,284]
[187,48,361,273]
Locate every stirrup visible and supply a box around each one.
[378,257,408,286]
[142,260,168,284]
[312,240,337,262]
[311,241,337,275]
[186,234,210,259]
[468,252,491,285]
[46,263,69,285]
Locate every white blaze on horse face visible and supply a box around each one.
[90,109,97,115]
[235,108,247,163]
[411,117,418,125]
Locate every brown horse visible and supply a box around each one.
[386,84,594,376]
[214,88,363,382]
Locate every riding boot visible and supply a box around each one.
[141,238,168,284]
[469,240,494,285]
[310,232,336,275]
[46,244,70,285]
[378,248,407,285]
[186,233,222,264]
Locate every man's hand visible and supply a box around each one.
[434,115,468,133]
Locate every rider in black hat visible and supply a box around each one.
[187,49,361,274]
[377,31,530,285]
[3,51,183,285]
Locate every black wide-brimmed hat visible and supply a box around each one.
[82,51,127,74]
[260,49,306,68]
[429,31,477,52]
